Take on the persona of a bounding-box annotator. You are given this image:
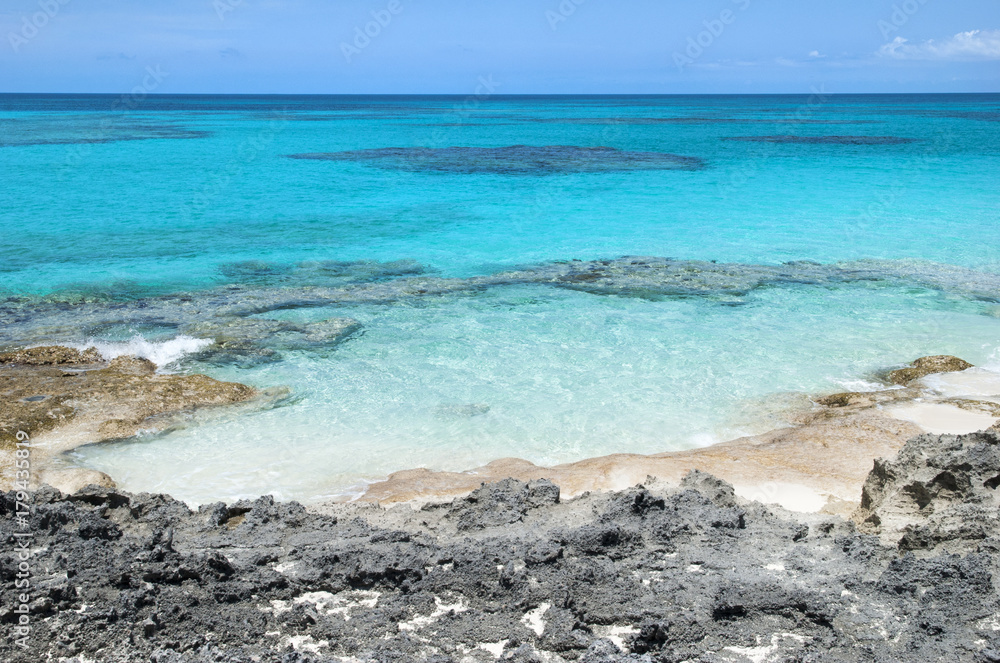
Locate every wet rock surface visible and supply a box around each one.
[0,349,256,447]
[885,355,975,385]
[2,432,999,662]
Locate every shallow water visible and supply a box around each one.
[3,93,1000,504]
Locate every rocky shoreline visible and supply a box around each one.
[2,346,1000,660]
[1,428,999,662]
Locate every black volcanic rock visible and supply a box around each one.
[2,433,1000,661]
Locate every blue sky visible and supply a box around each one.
[1,0,998,93]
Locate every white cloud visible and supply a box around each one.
[878,29,1000,60]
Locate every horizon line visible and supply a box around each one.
[2,91,999,97]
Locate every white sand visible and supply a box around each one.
[885,402,997,435]
[920,367,1000,399]
[732,482,830,513]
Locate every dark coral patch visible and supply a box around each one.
[536,117,867,125]
[722,135,915,145]
[287,145,705,174]
[948,111,1000,122]
[0,118,210,148]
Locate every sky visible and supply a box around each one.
[1,0,998,94]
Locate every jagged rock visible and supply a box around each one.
[854,430,1000,555]
[2,435,998,662]
[680,469,738,507]
[445,478,560,531]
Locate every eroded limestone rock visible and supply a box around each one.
[854,430,1000,555]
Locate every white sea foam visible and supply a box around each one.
[70,335,212,369]
[981,346,1000,373]
[830,378,901,393]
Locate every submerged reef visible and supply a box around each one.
[0,117,210,148]
[6,256,1000,371]
[287,145,706,174]
[2,429,1000,661]
[722,135,915,145]
[532,117,871,125]
[216,258,426,288]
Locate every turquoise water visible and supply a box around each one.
[3,94,1000,503]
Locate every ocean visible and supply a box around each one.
[2,93,999,504]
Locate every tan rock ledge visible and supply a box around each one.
[0,345,259,494]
